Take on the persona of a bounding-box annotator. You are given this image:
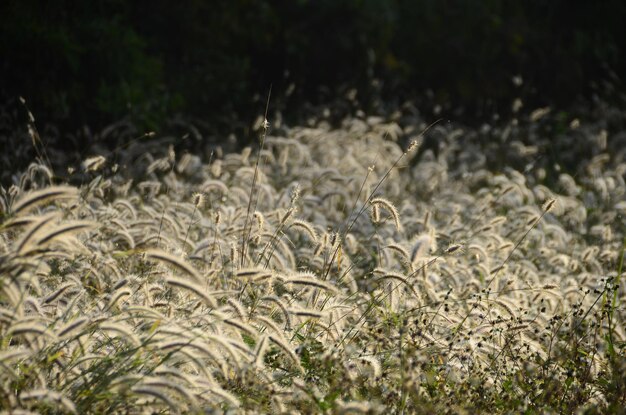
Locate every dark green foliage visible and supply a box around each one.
[0,1,168,126]
[1,0,624,128]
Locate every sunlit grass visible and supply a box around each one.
[1,106,624,413]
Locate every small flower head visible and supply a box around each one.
[192,192,205,209]
[445,244,462,254]
[543,199,556,212]
[290,183,301,205]
[406,139,420,153]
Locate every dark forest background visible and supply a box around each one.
[1,0,625,134]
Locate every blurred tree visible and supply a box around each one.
[0,0,623,130]
[0,0,166,127]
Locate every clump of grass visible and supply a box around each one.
[0,104,624,413]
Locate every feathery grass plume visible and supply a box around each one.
[124,305,167,321]
[226,337,255,358]
[112,278,129,291]
[108,374,144,391]
[200,179,229,195]
[370,203,381,224]
[192,192,205,209]
[226,298,248,320]
[56,317,90,339]
[10,186,78,216]
[372,270,419,298]
[23,296,42,314]
[288,219,318,242]
[165,277,217,308]
[0,215,38,232]
[223,318,257,338]
[289,308,325,319]
[144,249,202,283]
[229,242,238,265]
[543,198,556,212]
[8,321,51,337]
[0,91,622,413]
[0,349,31,365]
[43,282,75,304]
[541,284,559,290]
[113,199,137,219]
[98,322,141,346]
[253,315,287,336]
[29,221,95,249]
[525,214,540,227]
[156,340,225,371]
[254,335,269,368]
[467,244,489,262]
[206,386,241,408]
[490,264,506,275]
[284,274,339,294]
[268,334,303,372]
[444,243,462,254]
[153,367,200,389]
[147,157,171,174]
[82,155,106,172]
[498,241,514,251]
[1,285,25,309]
[131,386,178,412]
[235,268,272,282]
[20,389,77,414]
[201,335,248,370]
[253,211,264,230]
[384,243,411,264]
[111,226,135,249]
[490,215,507,226]
[143,378,199,410]
[489,298,517,318]
[279,207,295,225]
[260,296,292,328]
[12,211,60,254]
[105,288,132,311]
[410,229,436,263]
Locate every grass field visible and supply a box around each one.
[1,105,625,413]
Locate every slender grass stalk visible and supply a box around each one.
[240,86,272,268]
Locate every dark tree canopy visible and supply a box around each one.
[1,0,624,129]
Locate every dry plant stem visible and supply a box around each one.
[240,86,272,268]
[209,222,220,274]
[607,237,625,360]
[182,205,197,251]
[399,323,407,415]
[156,162,177,248]
[20,97,52,171]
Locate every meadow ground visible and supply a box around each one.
[1,103,625,413]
